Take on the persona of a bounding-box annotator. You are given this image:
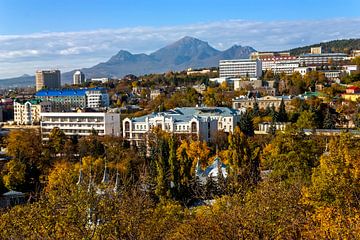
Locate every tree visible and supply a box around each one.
[296,110,316,130]
[305,133,360,209]
[238,111,254,137]
[323,107,335,129]
[303,133,360,239]
[270,104,278,122]
[2,159,26,190]
[168,136,180,198]
[277,99,288,122]
[262,130,322,185]
[251,102,260,118]
[155,138,170,199]
[48,127,66,156]
[227,126,260,192]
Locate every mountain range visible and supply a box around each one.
[0,36,255,88]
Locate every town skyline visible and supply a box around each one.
[1,0,360,78]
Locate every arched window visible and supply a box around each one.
[191,122,197,132]
[124,121,130,131]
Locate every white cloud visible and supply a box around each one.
[1,18,360,78]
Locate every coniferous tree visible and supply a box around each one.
[277,99,288,122]
[238,111,254,137]
[252,102,260,117]
[168,136,180,198]
[270,104,278,122]
[263,105,271,117]
[155,138,170,199]
[227,127,260,192]
[323,107,335,129]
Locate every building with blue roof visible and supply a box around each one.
[123,107,242,146]
[35,87,109,111]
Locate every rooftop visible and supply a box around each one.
[131,107,240,123]
[35,87,107,97]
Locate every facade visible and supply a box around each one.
[232,95,293,111]
[342,86,360,102]
[258,122,290,133]
[14,99,51,125]
[35,70,61,91]
[343,65,359,75]
[219,59,262,78]
[35,87,109,111]
[233,78,263,90]
[123,107,241,145]
[299,53,347,66]
[40,112,121,140]
[293,67,315,76]
[261,57,299,74]
[250,51,291,60]
[319,70,343,81]
[90,78,109,83]
[73,70,86,85]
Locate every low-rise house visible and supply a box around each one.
[232,95,292,111]
[341,86,360,102]
[258,122,290,134]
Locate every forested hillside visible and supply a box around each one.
[290,38,360,55]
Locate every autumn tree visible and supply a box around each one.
[227,126,260,192]
[296,110,316,130]
[303,133,360,238]
[48,127,66,157]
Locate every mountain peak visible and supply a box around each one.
[107,50,134,64]
[171,36,210,48]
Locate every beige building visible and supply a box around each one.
[35,70,61,91]
[14,99,51,125]
[232,95,293,111]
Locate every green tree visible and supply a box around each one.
[155,138,170,199]
[277,99,288,122]
[238,111,254,137]
[323,107,335,129]
[48,127,66,156]
[296,110,316,130]
[168,136,180,198]
[227,127,260,192]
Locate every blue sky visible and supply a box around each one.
[0,0,360,78]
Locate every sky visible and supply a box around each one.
[0,0,360,78]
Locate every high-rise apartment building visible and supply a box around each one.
[35,70,61,91]
[73,70,86,85]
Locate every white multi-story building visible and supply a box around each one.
[299,53,347,66]
[35,87,109,111]
[40,112,121,140]
[123,107,242,145]
[73,70,86,85]
[219,59,262,78]
[14,99,51,125]
[261,57,299,74]
[86,88,110,108]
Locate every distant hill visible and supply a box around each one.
[289,38,360,56]
[0,74,35,88]
[61,36,256,83]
